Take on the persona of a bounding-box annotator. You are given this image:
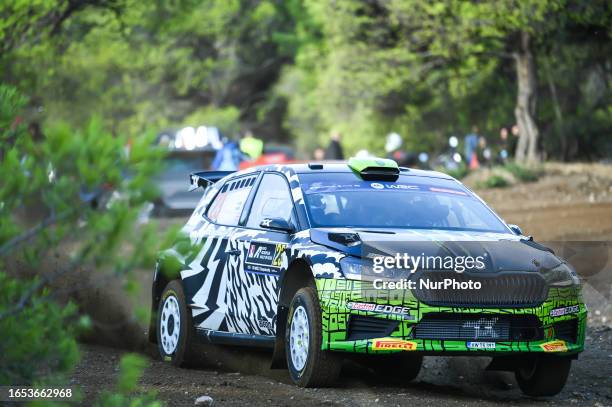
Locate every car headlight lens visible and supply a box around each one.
[340,256,404,281]
[340,256,376,281]
[542,262,580,287]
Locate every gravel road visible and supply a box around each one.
[73,327,612,406]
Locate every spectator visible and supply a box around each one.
[464,126,480,169]
[313,147,325,161]
[478,135,492,167]
[212,139,243,171]
[498,127,510,163]
[324,130,344,160]
[239,130,263,160]
[508,124,520,158]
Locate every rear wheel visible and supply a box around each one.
[515,356,571,397]
[285,287,342,387]
[157,280,198,367]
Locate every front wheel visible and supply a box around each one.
[515,356,572,397]
[286,287,342,387]
[156,280,198,367]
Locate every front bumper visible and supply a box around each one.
[316,279,587,355]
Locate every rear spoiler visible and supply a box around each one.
[189,170,235,191]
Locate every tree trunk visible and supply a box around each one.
[543,56,567,161]
[513,31,540,164]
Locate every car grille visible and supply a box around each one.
[346,316,399,341]
[412,314,542,341]
[412,271,548,307]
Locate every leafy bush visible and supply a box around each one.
[476,174,510,189]
[437,164,468,180]
[0,83,170,402]
[504,163,540,182]
[94,354,162,407]
[0,272,80,386]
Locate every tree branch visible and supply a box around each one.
[0,240,95,321]
[0,210,73,258]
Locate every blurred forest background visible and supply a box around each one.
[2,0,611,162]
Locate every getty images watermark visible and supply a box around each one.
[369,252,486,290]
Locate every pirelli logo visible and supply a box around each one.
[540,340,568,352]
[372,338,417,351]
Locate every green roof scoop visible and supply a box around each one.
[347,157,400,181]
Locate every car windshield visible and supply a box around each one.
[299,173,509,233]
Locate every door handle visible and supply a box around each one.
[225,249,241,256]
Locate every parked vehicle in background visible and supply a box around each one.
[239,145,295,169]
[152,127,220,215]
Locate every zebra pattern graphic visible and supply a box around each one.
[172,165,343,337]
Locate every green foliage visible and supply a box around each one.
[0,83,168,402]
[280,0,612,158]
[2,1,611,159]
[95,354,161,407]
[2,0,299,138]
[476,174,510,189]
[0,85,28,131]
[437,164,468,181]
[504,163,540,183]
[184,106,242,137]
[117,354,148,394]
[0,272,79,386]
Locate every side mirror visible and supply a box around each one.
[260,217,294,233]
[508,224,523,236]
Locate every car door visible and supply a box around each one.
[184,174,258,333]
[226,172,297,336]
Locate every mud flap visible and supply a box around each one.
[270,305,288,369]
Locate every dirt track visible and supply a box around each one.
[74,327,612,406]
[72,163,612,406]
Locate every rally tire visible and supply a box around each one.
[286,287,342,387]
[156,280,198,367]
[515,356,571,397]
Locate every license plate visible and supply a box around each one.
[467,341,496,349]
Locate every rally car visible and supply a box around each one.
[150,158,586,396]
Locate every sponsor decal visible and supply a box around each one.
[346,302,415,319]
[544,327,554,339]
[372,338,417,351]
[467,341,496,350]
[245,242,287,274]
[369,183,419,191]
[540,340,568,352]
[549,305,580,317]
[429,187,467,196]
[257,316,273,330]
[461,318,500,339]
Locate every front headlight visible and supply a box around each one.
[340,256,377,281]
[340,256,404,281]
[542,262,580,287]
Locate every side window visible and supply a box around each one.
[206,176,256,226]
[246,173,295,229]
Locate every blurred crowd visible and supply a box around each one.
[462,125,521,170]
[305,123,522,173]
[154,114,522,174]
